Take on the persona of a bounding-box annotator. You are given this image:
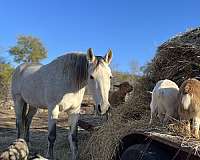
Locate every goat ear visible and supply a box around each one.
[87,48,95,63]
[104,49,112,64]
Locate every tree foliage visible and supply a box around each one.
[0,63,13,87]
[9,35,47,63]
[0,58,14,103]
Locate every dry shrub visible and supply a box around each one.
[146,27,200,86]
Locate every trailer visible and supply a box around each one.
[117,131,200,160]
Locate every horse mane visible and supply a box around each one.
[57,53,89,90]
[46,52,105,90]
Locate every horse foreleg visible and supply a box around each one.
[47,105,59,159]
[24,106,37,143]
[68,113,79,160]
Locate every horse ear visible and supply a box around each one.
[104,49,112,64]
[87,48,95,63]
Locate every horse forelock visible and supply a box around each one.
[93,56,105,70]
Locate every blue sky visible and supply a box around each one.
[0,0,199,72]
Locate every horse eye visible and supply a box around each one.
[110,76,112,79]
[90,75,94,79]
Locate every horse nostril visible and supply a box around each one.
[98,104,101,113]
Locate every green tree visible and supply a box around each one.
[0,63,13,86]
[9,35,47,63]
[0,59,14,103]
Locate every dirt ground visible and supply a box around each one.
[0,108,103,160]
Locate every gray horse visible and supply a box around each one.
[11,48,113,160]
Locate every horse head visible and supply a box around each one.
[86,48,113,115]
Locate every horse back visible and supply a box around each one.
[11,63,43,97]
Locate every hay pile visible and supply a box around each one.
[80,27,200,160]
[146,27,200,86]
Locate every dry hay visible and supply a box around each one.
[146,27,200,86]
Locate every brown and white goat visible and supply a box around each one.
[149,79,179,124]
[178,78,200,139]
[109,82,133,107]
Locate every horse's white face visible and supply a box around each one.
[87,48,113,115]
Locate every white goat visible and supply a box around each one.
[149,79,179,124]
